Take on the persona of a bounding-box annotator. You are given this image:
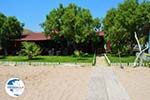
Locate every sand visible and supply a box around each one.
[0,65,150,100]
[111,66,150,100]
[0,65,92,100]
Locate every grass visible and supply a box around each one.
[0,55,93,63]
[107,54,136,63]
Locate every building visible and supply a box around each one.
[1,31,105,55]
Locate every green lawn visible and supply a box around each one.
[107,54,136,63]
[0,55,93,63]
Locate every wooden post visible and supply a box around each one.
[0,40,1,49]
[148,29,150,53]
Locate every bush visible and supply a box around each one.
[73,50,83,57]
[111,44,129,56]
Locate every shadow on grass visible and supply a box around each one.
[0,56,6,59]
[8,57,45,62]
[72,56,93,58]
[29,57,44,61]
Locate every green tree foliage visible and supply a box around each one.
[42,4,101,50]
[20,42,41,60]
[0,13,6,50]
[103,0,150,55]
[0,12,24,55]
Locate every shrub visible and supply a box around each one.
[74,50,83,57]
[20,42,41,59]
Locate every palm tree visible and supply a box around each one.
[20,42,41,59]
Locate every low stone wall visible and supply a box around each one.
[0,61,92,67]
[104,54,150,67]
[110,63,134,66]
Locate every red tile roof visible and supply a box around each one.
[16,32,51,41]
[15,31,104,41]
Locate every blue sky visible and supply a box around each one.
[0,0,124,32]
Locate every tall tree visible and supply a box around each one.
[0,13,6,50]
[0,13,24,55]
[103,0,150,55]
[42,4,101,51]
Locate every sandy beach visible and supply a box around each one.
[0,65,92,100]
[111,66,150,100]
[0,65,150,100]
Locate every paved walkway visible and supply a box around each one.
[86,56,130,100]
[96,56,108,66]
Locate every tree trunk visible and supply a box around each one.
[4,48,8,56]
[28,55,32,60]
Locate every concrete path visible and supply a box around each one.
[87,66,130,100]
[86,67,109,100]
[87,56,130,100]
[96,56,108,66]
